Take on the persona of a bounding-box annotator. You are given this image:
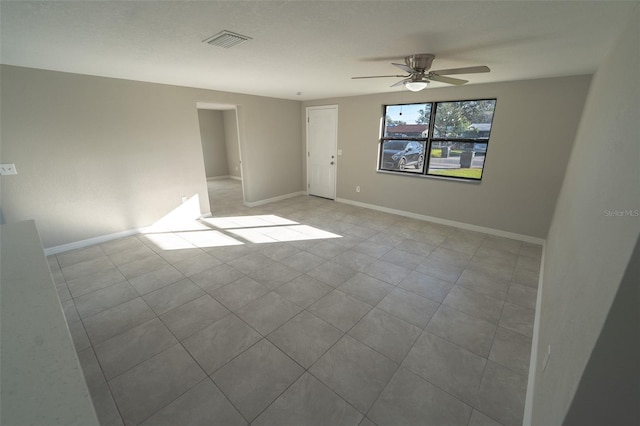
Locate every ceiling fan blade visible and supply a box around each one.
[352,74,408,79]
[429,74,468,85]
[390,77,413,88]
[429,65,490,75]
[392,63,415,74]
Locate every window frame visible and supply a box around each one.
[378,98,497,182]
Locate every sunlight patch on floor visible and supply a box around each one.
[228,224,341,244]
[140,233,199,251]
[140,198,342,250]
[202,215,298,229]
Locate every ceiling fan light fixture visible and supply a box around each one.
[405,81,428,92]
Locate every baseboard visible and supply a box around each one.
[43,228,143,256]
[335,197,545,245]
[44,195,543,255]
[206,175,242,182]
[244,191,306,208]
[44,212,214,255]
[523,243,546,426]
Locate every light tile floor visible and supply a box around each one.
[50,179,541,426]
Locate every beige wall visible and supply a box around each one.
[197,109,228,178]
[0,65,302,248]
[223,110,241,179]
[529,8,639,425]
[303,75,591,239]
[238,101,302,203]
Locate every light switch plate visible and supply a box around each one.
[0,164,17,175]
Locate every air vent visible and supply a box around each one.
[203,30,252,48]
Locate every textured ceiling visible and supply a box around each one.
[1,1,638,100]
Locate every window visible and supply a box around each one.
[379,99,496,181]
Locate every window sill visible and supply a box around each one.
[376,169,483,183]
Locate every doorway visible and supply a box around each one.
[306,105,338,200]
[196,102,244,212]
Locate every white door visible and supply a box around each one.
[307,106,338,199]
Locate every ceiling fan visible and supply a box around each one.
[352,53,490,92]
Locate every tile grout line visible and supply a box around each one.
[58,181,538,426]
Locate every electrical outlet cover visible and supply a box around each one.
[0,164,18,175]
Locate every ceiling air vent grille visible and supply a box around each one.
[203,30,252,48]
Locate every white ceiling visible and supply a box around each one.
[1,1,638,101]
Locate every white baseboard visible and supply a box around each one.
[335,197,545,245]
[43,228,143,256]
[44,212,214,255]
[45,195,543,255]
[207,175,242,181]
[244,191,306,208]
[523,243,546,426]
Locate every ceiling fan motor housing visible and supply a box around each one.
[406,54,435,72]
